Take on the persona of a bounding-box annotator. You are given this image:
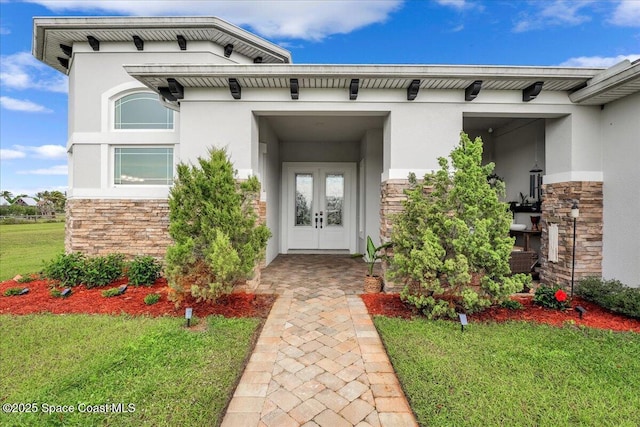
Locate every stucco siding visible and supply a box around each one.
[602,91,640,286]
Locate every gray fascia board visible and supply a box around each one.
[32,16,291,67]
[570,62,640,103]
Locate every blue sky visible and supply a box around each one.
[1,0,638,197]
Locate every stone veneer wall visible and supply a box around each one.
[539,181,603,286]
[380,180,411,290]
[65,199,172,258]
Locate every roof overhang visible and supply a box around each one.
[124,63,602,104]
[33,16,292,74]
[569,60,640,105]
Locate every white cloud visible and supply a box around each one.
[435,0,467,9]
[0,52,68,93]
[514,0,593,32]
[610,0,640,27]
[26,0,403,41]
[559,54,640,67]
[0,149,26,160]
[0,96,53,113]
[0,27,10,35]
[12,145,67,159]
[17,165,68,175]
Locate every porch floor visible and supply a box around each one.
[222,255,417,426]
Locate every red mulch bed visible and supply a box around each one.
[0,278,275,319]
[361,293,640,333]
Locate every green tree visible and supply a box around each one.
[1,191,13,203]
[165,148,271,303]
[389,132,529,319]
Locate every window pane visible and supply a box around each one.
[114,148,173,185]
[325,174,343,226]
[115,93,173,129]
[295,174,313,226]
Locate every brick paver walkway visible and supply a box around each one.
[222,255,417,427]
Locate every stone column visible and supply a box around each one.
[539,181,603,287]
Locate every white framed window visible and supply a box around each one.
[114,147,174,185]
[114,92,173,130]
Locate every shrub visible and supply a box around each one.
[42,252,86,287]
[165,148,271,303]
[533,284,570,310]
[577,277,640,319]
[127,256,162,286]
[391,133,529,319]
[17,275,36,283]
[101,287,122,298]
[500,299,524,310]
[83,254,125,288]
[4,287,25,296]
[144,293,161,305]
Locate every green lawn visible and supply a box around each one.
[0,314,259,426]
[0,222,64,281]
[374,317,640,427]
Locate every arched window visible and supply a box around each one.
[114,92,173,129]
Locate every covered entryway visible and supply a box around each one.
[256,113,386,264]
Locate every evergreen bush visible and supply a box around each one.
[577,277,640,319]
[83,254,125,288]
[127,256,162,286]
[389,132,529,319]
[165,148,270,303]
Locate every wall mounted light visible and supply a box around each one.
[59,44,72,56]
[229,78,242,99]
[465,80,482,101]
[167,78,184,100]
[177,35,187,50]
[349,79,359,100]
[132,35,144,51]
[290,78,299,100]
[87,35,100,51]
[57,57,69,69]
[224,43,234,57]
[407,79,420,101]
[254,56,263,63]
[523,81,544,102]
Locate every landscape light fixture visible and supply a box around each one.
[19,288,29,295]
[349,79,359,100]
[176,35,187,50]
[290,78,299,100]
[523,81,544,102]
[224,43,234,57]
[118,285,127,295]
[570,201,579,297]
[87,35,100,51]
[575,306,586,319]
[407,79,420,101]
[229,78,242,99]
[458,313,468,332]
[465,80,482,101]
[185,308,193,327]
[61,288,72,297]
[132,35,144,51]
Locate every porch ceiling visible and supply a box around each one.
[264,115,384,144]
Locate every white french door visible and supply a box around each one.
[282,162,356,252]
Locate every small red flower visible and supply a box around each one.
[555,289,567,302]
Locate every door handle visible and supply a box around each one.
[319,211,323,229]
[315,213,318,229]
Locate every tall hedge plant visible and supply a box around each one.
[165,148,270,303]
[389,132,529,319]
